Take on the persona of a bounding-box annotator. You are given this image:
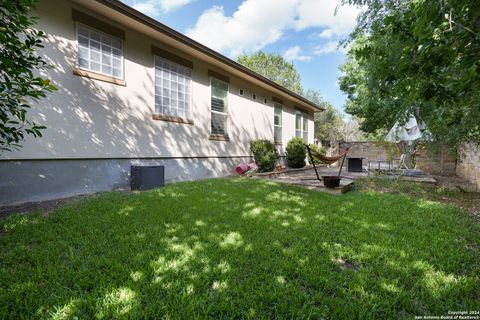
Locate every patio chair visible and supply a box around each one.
[386,154,409,176]
[395,154,410,170]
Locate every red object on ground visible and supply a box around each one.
[235,163,250,175]
[248,163,257,169]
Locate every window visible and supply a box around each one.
[295,111,302,138]
[252,94,256,100]
[211,78,228,136]
[154,56,192,119]
[264,98,268,104]
[239,89,244,95]
[77,24,123,78]
[295,110,309,143]
[274,103,282,143]
[302,112,308,142]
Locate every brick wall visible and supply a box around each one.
[415,144,456,176]
[457,143,480,191]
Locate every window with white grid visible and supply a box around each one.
[154,56,192,119]
[76,24,123,79]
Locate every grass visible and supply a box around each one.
[355,177,480,218]
[0,178,479,319]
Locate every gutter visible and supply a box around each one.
[95,0,324,112]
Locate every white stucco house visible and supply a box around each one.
[0,0,322,205]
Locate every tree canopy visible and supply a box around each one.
[0,0,55,153]
[237,51,303,94]
[339,0,480,146]
[238,52,362,143]
[304,89,345,142]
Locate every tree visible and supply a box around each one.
[0,0,56,153]
[304,89,345,143]
[339,0,480,147]
[237,51,303,94]
[342,117,367,142]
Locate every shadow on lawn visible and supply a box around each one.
[1,179,479,318]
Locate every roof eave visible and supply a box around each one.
[94,0,324,112]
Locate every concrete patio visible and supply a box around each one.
[255,165,436,194]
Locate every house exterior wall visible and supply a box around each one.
[0,157,253,205]
[0,0,316,205]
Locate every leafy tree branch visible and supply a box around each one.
[0,0,56,153]
[339,0,480,146]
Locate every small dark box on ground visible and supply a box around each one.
[347,158,363,172]
[130,165,165,190]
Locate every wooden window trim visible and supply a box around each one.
[209,134,230,141]
[151,46,193,69]
[208,70,230,83]
[73,68,126,86]
[152,113,194,125]
[72,9,125,40]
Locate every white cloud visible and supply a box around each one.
[295,0,360,38]
[186,0,298,57]
[318,29,334,39]
[283,46,311,61]
[314,41,338,55]
[133,2,157,15]
[314,40,349,55]
[186,0,360,57]
[133,0,194,15]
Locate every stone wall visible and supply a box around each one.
[457,143,480,190]
[337,141,391,169]
[332,141,478,187]
[335,141,457,176]
[415,144,456,176]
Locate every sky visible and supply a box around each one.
[122,0,361,112]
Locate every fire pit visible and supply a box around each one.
[322,176,341,188]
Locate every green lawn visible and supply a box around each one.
[355,177,480,217]
[1,178,479,319]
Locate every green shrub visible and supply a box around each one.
[250,140,279,172]
[307,144,327,164]
[286,137,306,168]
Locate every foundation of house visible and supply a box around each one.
[0,156,252,206]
